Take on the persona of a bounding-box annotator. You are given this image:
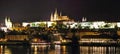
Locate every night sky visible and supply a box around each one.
[0,0,120,23]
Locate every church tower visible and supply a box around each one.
[50,9,59,21]
[50,9,71,21]
[5,16,12,28]
[82,17,87,22]
[54,9,59,21]
[50,13,54,21]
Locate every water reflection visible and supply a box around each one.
[0,45,30,54]
[1,44,120,54]
[31,45,50,54]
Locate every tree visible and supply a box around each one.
[51,23,56,28]
[39,22,46,28]
[56,24,67,29]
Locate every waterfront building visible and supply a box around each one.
[5,35,28,41]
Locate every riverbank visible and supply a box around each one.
[0,41,29,45]
[59,41,120,47]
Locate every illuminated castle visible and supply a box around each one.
[5,17,12,28]
[50,9,71,21]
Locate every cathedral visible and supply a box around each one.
[5,17,12,28]
[82,17,87,22]
[50,9,72,21]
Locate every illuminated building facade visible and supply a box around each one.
[0,17,13,32]
[82,17,87,22]
[22,21,57,28]
[5,17,12,28]
[50,9,71,21]
[8,10,119,30]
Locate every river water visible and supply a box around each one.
[1,44,120,54]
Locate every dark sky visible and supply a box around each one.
[0,0,120,23]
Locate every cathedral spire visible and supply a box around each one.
[85,17,87,21]
[55,8,58,15]
[5,16,12,28]
[54,8,59,21]
[5,16,8,26]
[82,17,87,22]
[50,13,54,21]
[60,12,62,16]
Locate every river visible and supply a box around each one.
[1,44,120,54]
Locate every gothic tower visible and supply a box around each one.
[50,9,59,21]
[50,13,54,21]
[5,16,12,28]
[54,9,59,21]
[82,17,87,22]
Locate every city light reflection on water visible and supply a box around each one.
[0,44,120,54]
[0,45,12,54]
